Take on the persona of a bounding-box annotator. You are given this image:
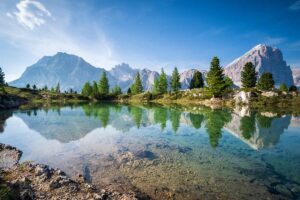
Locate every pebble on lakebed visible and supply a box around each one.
[0,143,139,200]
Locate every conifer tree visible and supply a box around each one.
[159,69,168,93]
[0,67,5,85]
[171,67,181,92]
[33,84,37,90]
[206,57,226,97]
[92,81,99,97]
[127,87,132,94]
[131,72,143,94]
[55,82,60,93]
[26,84,31,89]
[289,85,297,92]
[82,82,92,96]
[241,62,256,88]
[112,85,122,95]
[153,77,160,94]
[256,72,275,91]
[98,71,109,95]
[189,71,204,89]
[279,83,288,92]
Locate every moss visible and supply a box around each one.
[0,172,15,200]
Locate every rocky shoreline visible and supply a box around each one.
[0,144,139,200]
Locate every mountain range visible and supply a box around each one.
[10,44,296,92]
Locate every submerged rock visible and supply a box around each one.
[0,143,139,200]
[134,150,156,160]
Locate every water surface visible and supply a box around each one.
[0,104,300,199]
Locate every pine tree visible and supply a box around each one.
[55,82,60,93]
[33,84,37,90]
[289,85,298,92]
[26,84,31,89]
[112,85,122,95]
[153,77,160,94]
[241,62,256,88]
[189,71,204,89]
[127,87,132,94]
[279,83,288,92]
[0,67,5,85]
[159,69,168,93]
[98,71,109,96]
[206,57,227,97]
[256,72,275,91]
[224,76,233,88]
[171,67,181,92]
[92,81,99,97]
[131,72,143,94]
[81,82,92,96]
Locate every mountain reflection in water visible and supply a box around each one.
[9,104,291,149]
[0,103,300,200]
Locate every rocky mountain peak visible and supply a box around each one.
[224,44,293,86]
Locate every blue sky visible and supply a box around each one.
[1,0,300,81]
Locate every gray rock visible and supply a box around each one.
[261,91,278,97]
[49,180,61,190]
[0,143,22,169]
[292,68,300,86]
[234,91,253,104]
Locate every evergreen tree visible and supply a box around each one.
[131,72,143,94]
[81,82,92,96]
[33,84,37,90]
[0,67,5,85]
[171,67,181,92]
[98,71,109,95]
[153,77,160,94]
[92,81,99,97]
[241,62,256,88]
[26,84,31,89]
[189,71,204,89]
[127,87,132,94]
[289,85,297,92]
[279,83,288,92]
[256,72,275,91]
[159,69,168,93]
[206,57,227,97]
[55,82,60,93]
[112,85,122,95]
[224,76,234,88]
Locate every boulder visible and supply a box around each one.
[0,143,22,169]
[261,91,278,97]
[234,91,253,104]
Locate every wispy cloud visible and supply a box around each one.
[289,0,300,11]
[264,36,286,45]
[6,0,53,30]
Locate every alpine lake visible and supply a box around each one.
[0,103,300,200]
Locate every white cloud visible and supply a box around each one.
[7,0,52,30]
[289,0,300,11]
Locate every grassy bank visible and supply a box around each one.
[1,86,300,112]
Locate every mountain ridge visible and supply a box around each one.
[10,44,297,92]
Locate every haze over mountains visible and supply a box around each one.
[10,44,296,92]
